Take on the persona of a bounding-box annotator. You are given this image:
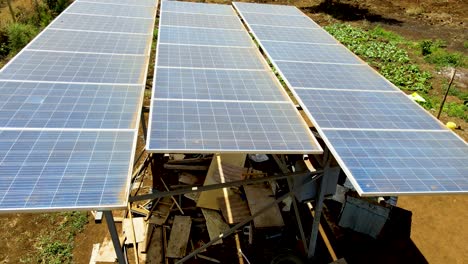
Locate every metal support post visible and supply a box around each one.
[140,110,147,142]
[307,159,331,259]
[287,175,307,252]
[104,211,126,264]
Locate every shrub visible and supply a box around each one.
[6,23,38,53]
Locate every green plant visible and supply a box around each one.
[420,40,433,56]
[425,49,465,67]
[444,102,468,121]
[6,23,38,53]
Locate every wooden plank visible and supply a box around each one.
[164,164,209,170]
[179,172,202,185]
[212,163,245,183]
[167,157,212,164]
[89,243,100,264]
[217,194,251,224]
[166,216,192,258]
[123,217,147,245]
[146,226,164,264]
[201,208,229,245]
[197,154,246,210]
[244,184,284,228]
[95,237,117,263]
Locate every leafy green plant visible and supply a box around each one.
[444,102,468,121]
[380,64,432,92]
[5,23,38,53]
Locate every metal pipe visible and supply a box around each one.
[437,68,457,119]
[104,211,126,264]
[287,175,307,251]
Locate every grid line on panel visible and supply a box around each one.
[154,68,290,102]
[294,89,445,130]
[0,81,143,129]
[247,24,337,44]
[274,61,397,91]
[160,12,243,30]
[78,0,157,7]
[25,49,147,57]
[27,29,151,55]
[0,130,134,210]
[233,2,303,16]
[162,1,235,16]
[50,13,155,34]
[148,100,321,153]
[65,12,155,20]
[262,41,364,64]
[158,26,252,47]
[65,1,156,19]
[0,50,148,84]
[239,12,319,28]
[157,44,265,70]
[325,130,468,195]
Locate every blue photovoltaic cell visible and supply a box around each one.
[0,130,134,211]
[157,44,265,69]
[160,12,243,30]
[250,24,337,44]
[154,68,289,101]
[77,0,156,7]
[163,1,235,15]
[50,13,155,34]
[28,29,151,55]
[0,81,142,129]
[325,130,468,195]
[275,61,396,91]
[159,26,252,47]
[240,12,319,28]
[295,89,445,130]
[262,41,363,64]
[149,100,320,153]
[0,50,147,84]
[66,1,156,18]
[234,2,302,16]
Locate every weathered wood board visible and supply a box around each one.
[123,217,147,245]
[146,226,164,264]
[197,154,246,210]
[244,184,284,228]
[217,194,251,224]
[167,216,192,258]
[201,208,230,245]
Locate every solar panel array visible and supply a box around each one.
[235,2,468,196]
[0,0,157,212]
[147,1,322,154]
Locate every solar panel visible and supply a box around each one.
[240,12,319,28]
[250,24,337,44]
[160,12,244,30]
[235,2,468,196]
[274,61,397,91]
[162,0,235,15]
[147,1,322,154]
[159,26,252,47]
[0,130,134,210]
[154,68,290,101]
[77,0,156,7]
[66,1,156,18]
[50,13,154,34]
[295,89,445,130]
[0,81,142,129]
[149,100,320,153]
[157,44,265,69]
[0,50,147,84]
[325,130,468,195]
[28,29,151,55]
[0,0,157,212]
[234,2,303,16]
[261,41,363,64]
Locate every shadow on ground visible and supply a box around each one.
[302,0,402,25]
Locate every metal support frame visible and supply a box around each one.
[129,170,322,202]
[307,150,332,259]
[140,110,147,142]
[287,175,308,251]
[176,172,322,263]
[104,211,126,264]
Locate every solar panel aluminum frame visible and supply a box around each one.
[234,2,467,196]
[0,0,157,213]
[146,1,323,154]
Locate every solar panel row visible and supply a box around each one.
[235,2,468,196]
[147,1,322,154]
[0,0,157,212]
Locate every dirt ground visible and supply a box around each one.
[0,0,467,263]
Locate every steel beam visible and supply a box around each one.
[104,211,126,264]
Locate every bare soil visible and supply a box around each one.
[0,0,467,264]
